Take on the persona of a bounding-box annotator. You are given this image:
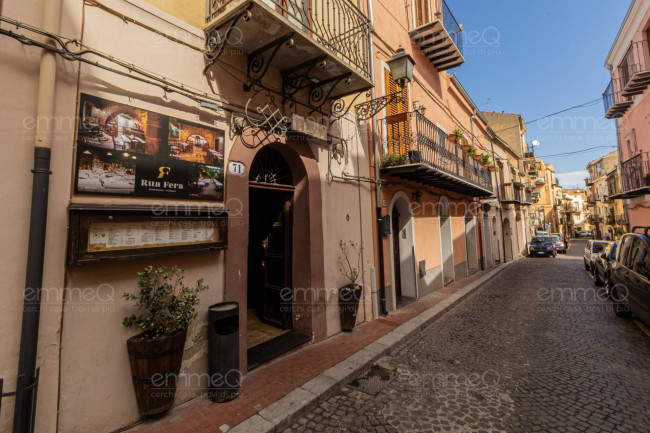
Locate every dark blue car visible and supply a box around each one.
[528,236,557,258]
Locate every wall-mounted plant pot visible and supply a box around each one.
[462,144,470,152]
[338,284,362,332]
[408,150,422,163]
[473,155,481,161]
[489,166,496,172]
[127,330,187,415]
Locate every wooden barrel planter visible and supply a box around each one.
[338,285,363,332]
[126,330,187,415]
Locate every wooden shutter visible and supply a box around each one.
[384,68,410,156]
[414,0,429,28]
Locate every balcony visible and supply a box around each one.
[378,111,492,197]
[408,0,464,72]
[500,183,521,204]
[587,194,598,204]
[611,151,650,198]
[603,79,633,119]
[205,0,373,99]
[535,177,545,185]
[521,188,533,206]
[619,40,650,97]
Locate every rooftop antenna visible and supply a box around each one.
[487,98,492,110]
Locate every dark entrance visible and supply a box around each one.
[246,147,310,370]
[392,206,403,302]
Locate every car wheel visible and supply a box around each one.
[584,260,589,270]
[611,284,631,318]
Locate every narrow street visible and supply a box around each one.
[287,239,650,433]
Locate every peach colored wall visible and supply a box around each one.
[452,215,466,265]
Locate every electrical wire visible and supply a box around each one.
[537,145,618,158]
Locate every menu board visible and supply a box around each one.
[67,206,228,265]
[88,221,219,252]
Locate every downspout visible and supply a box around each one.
[471,115,485,270]
[366,0,387,315]
[488,135,508,263]
[13,0,60,431]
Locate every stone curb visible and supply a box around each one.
[228,259,522,433]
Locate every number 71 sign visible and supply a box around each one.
[228,161,246,176]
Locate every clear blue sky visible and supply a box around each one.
[451,0,630,188]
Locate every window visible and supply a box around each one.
[414,0,430,27]
[384,68,410,156]
[629,239,649,274]
[618,236,635,267]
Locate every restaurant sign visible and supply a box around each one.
[75,93,226,201]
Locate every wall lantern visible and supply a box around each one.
[356,46,416,120]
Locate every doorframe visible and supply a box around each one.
[225,135,326,372]
[438,196,455,286]
[387,191,418,309]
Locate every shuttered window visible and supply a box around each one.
[384,68,411,156]
[414,0,430,27]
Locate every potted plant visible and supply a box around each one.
[337,240,363,332]
[123,266,208,415]
[452,128,466,147]
[380,153,408,168]
[467,145,477,158]
[488,163,498,172]
[480,154,491,166]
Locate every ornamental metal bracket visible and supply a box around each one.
[355,90,405,120]
[282,56,329,98]
[243,34,295,92]
[306,73,353,116]
[203,5,253,74]
[330,91,366,124]
[244,89,289,136]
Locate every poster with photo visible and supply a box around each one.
[75,94,224,201]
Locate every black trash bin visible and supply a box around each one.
[208,302,240,402]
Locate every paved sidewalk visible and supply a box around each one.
[121,261,515,433]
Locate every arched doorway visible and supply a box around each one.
[483,212,493,268]
[439,197,454,286]
[503,218,513,262]
[225,136,325,372]
[390,194,417,308]
[492,216,500,264]
[515,212,524,257]
[464,211,479,275]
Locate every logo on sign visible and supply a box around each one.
[158,167,171,178]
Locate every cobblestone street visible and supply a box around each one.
[287,240,650,433]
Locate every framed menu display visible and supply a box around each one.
[68,205,228,265]
[75,93,225,201]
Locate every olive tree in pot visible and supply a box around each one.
[123,266,208,415]
[337,240,363,332]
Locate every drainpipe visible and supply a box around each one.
[366,0,387,315]
[488,135,508,263]
[13,0,60,431]
[470,115,485,270]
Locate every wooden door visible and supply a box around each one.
[261,196,293,329]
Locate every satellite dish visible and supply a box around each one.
[531,140,540,147]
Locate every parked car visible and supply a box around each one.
[577,230,593,238]
[550,234,567,254]
[593,242,618,287]
[583,240,611,272]
[528,236,557,258]
[609,227,650,324]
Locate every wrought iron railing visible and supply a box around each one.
[206,0,372,80]
[501,184,521,203]
[618,40,650,90]
[442,0,463,53]
[379,111,492,191]
[603,78,631,115]
[620,151,650,192]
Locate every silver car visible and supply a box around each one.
[584,240,611,273]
